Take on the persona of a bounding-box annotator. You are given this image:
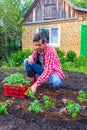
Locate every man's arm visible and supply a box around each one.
[31,50,55,93]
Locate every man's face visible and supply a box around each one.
[34,39,45,52]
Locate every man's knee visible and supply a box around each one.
[49,74,62,88]
[24,59,28,66]
[50,80,62,88]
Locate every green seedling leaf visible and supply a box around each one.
[66,100,81,118]
[43,95,49,101]
[66,100,74,105]
[76,90,87,102]
[28,100,43,113]
[5,100,11,106]
[43,95,55,108]
[2,72,31,86]
[44,100,55,108]
[71,111,78,118]
[25,87,35,99]
[0,102,9,115]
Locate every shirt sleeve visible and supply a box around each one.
[36,49,55,85]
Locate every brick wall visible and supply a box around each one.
[22,19,87,56]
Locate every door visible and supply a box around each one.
[80,24,87,56]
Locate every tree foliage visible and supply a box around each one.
[70,0,87,8]
[0,0,32,61]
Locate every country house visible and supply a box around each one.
[22,0,87,56]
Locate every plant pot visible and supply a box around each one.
[4,78,34,98]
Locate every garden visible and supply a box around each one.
[0,0,87,129]
[0,50,87,130]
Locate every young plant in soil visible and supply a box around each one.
[28,94,55,113]
[0,100,11,115]
[25,87,35,99]
[2,72,31,87]
[76,90,87,102]
[5,100,11,106]
[43,95,55,108]
[66,100,81,118]
[28,100,43,113]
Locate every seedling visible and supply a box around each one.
[66,100,81,118]
[76,90,87,102]
[43,95,55,108]
[5,99,11,106]
[0,101,9,115]
[28,100,43,113]
[25,87,35,99]
[2,72,31,86]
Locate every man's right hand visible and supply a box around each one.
[28,55,34,65]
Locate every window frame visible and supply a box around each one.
[36,26,61,47]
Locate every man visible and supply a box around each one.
[24,32,65,93]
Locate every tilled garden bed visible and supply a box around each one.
[0,68,87,130]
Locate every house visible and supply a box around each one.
[22,0,87,56]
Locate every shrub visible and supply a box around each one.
[74,56,87,67]
[62,61,75,71]
[8,49,33,67]
[66,50,77,62]
[55,48,66,64]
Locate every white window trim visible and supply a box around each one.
[36,26,61,47]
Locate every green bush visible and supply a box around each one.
[55,48,66,64]
[8,49,33,67]
[62,61,75,71]
[74,56,87,67]
[66,50,77,62]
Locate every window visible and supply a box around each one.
[37,27,60,47]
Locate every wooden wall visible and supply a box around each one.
[25,0,87,22]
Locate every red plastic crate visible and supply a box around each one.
[4,78,34,98]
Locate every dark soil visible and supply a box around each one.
[0,68,87,130]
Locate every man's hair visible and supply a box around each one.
[33,32,47,44]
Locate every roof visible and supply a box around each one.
[24,0,87,19]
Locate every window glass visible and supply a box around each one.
[39,28,49,43]
[51,28,58,44]
[38,27,60,46]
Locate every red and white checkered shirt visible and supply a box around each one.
[32,44,65,85]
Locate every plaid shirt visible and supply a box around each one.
[32,44,65,85]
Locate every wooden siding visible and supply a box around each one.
[24,0,87,22]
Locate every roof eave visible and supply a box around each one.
[24,0,38,19]
[23,18,78,25]
[73,7,87,12]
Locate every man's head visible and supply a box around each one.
[33,32,46,52]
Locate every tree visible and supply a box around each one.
[70,0,87,8]
[0,0,32,61]
[21,0,33,16]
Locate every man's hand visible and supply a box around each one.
[31,82,38,93]
[28,55,34,65]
